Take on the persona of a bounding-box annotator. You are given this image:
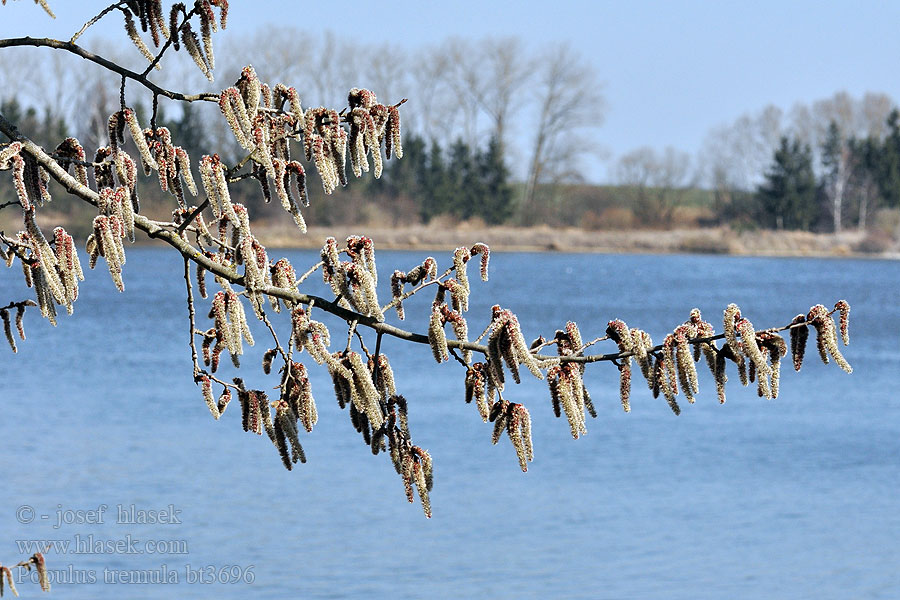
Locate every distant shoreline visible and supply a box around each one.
[250,222,898,259]
[18,210,898,258]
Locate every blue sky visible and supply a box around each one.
[2,1,900,182]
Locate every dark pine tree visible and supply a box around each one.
[476,135,513,225]
[447,138,484,221]
[757,136,818,230]
[419,140,453,223]
[874,109,900,209]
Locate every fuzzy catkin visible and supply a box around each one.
[428,307,449,363]
[789,314,809,371]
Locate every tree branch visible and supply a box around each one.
[70,1,127,43]
[0,37,218,103]
[0,111,820,369]
[184,257,201,375]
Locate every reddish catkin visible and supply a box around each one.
[807,304,852,373]
[789,314,809,371]
[736,317,770,380]
[470,242,490,281]
[390,270,406,319]
[673,323,698,402]
[15,304,27,340]
[505,404,528,472]
[428,307,449,363]
[441,305,471,363]
[723,303,742,357]
[32,552,49,592]
[217,387,232,415]
[465,363,491,421]
[1,563,19,596]
[199,375,219,419]
[1,309,15,353]
[369,354,397,401]
[834,299,850,346]
[759,332,786,399]
[618,361,632,412]
[452,246,471,292]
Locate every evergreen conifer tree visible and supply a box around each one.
[757,136,818,230]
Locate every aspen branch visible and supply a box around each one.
[0,37,218,103]
[0,111,829,369]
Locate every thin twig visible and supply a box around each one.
[371,331,383,388]
[345,319,358,353]
[380,265,453,314]
[183,257,200,375]
[580,335,608,350]
[176,200,209,235]
[448,347,469,368]
[141,5,197,77]
[296,261,323,285]
[474,321,493,343]
[0,299,37,312]
[70,1,127,43]
[354,328,371,359]
[257,305,293,398]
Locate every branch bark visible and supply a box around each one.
[0,37,218,103]
[0,113,814,368]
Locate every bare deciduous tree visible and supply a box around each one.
[522,43,603,225]
[702,104,785,193]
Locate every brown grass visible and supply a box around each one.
[255,221,884,257]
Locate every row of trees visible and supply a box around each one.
[3,38,898,235]
[0,93,514,231]
[735,110,900,232]
[701,92,899,233]
[370,134,513,225]
[609,92,900,234]
[0,30,601,222]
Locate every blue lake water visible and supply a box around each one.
[1,248,898,599]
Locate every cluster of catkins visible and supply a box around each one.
[346,87,403,179]
[0,552,50,596]
[601,301,852,417]
[288,301,434,516]
[200,288,254,372]
[121,0,228,80]
[461,298,855,471]
[1,141,50,212]
[74,107,199,293]
[489,399,533,472]
[219,73,402,202]
[232,378,307,470]
[425,243,490,364]
[1,143,85,327]
[0,300,35,353]
[463,304,548,470]
[217,66,310,230]
[793,301,852,374]
[196,151,283,317]
[320,235,383,320]
[546,322,597,439]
